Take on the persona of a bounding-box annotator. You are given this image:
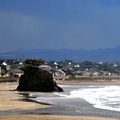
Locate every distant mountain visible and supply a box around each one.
[1,46,120,62]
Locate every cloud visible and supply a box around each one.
[1,0,120,52]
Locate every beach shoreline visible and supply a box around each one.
[0,80,120,120]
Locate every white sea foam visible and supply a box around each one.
[58,85,70,88]
[29,85,120,112]
[68,86,120,112]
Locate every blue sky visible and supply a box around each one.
[0,0,120,52]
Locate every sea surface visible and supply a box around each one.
[29,84,120,118]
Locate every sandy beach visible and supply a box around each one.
[56,78,120,85]
[0,81,119,120]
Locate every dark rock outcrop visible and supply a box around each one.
[17,66,63,92]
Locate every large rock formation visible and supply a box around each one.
[17,66,63,92]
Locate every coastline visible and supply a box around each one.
[0,81,120,120]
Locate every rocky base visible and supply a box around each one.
[17,67,63,92]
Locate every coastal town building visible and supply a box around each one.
[0,59,120,78]
[38,64,51,71]
[0,59,23,77]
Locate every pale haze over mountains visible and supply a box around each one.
[1,46,120,62]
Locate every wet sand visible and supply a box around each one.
[0,81,119,120]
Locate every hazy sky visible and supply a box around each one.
[0,0,120,52]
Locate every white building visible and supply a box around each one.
[38,65,51,71]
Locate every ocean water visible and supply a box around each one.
[29,84,120,114]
